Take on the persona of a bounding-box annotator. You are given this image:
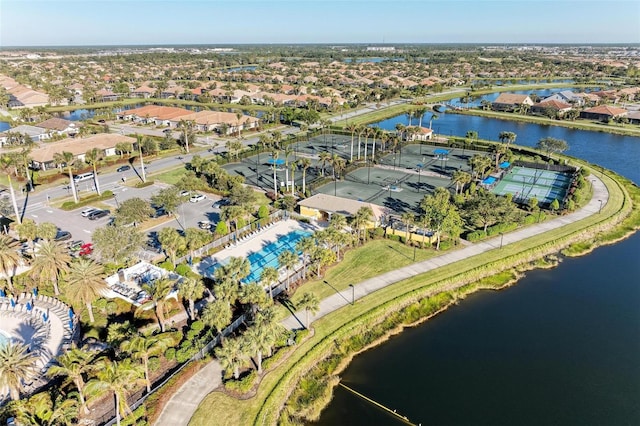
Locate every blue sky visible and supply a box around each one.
[1,0,638,46]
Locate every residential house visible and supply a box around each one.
[29,133,136,171]
[117,105,191,125]
[96,89,119,102]
[0,125,51,146]
[530,99,573,117]
[626,111,640,125]
[35,117,80,137]
[167,110,259,134]
[297,193,390,226]
[579,105,628,122]
[131,85,155,99]
[542,90,584,106]
[491,93,534,112]
[400,126,433,141]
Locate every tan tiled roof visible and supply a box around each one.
[35,117,78,131]
[582,105,628,116]
[297,193,389,221]
[493,93,531,104]
[30,133,136,163]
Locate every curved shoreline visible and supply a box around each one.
[255,166,637,425]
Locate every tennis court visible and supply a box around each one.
[492,166,573,205]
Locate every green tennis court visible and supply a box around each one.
[492,166,573,205]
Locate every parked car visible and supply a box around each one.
[81,207,99,217]
[198,220,212,230]
[79,243,93,256]
[67,240,84,252]
[212,198,231,208]
[116,165,131,172]
[179,190,190,198]
[87,209,109,220]
[54,231,72,242]
[190,193,206,203]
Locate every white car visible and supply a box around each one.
[179,190,190,198]
[81,207,98,217]
[190,194,206,203]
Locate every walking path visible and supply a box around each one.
[154,175,609,426]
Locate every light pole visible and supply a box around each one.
[598,199,603,214]
[349,284,354,305]
[413,245,417,261]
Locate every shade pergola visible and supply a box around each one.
[266,158,285,165]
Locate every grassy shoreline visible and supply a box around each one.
[186,158,638,425]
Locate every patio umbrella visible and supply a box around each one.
[26,302,32,311]
[0,289,5,297]
[10,298,15,308]
[42,312,48,322]
[68,320,74,330]
[68,308,74,319]
[32,288,38,297]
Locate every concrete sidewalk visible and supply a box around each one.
[155,174,608,426]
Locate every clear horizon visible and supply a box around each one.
[1,0,639,47]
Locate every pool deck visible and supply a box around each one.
[192,218,321,278]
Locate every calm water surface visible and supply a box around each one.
[317,113,640,425]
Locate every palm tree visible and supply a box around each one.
[201,299,232,337]
[239,282,269,318]
[13,389,79,426]
[346,123,357,162]
[84,148,102,196]
[429,113,439,130]
[351,206,373,244]
[85,358,144,426]
[415,106,427,128]
[178,277,206,321]
[213,278,239,308]
[214,336,247,380]
[0,154,23,224]
[30,240,70,295]
[53,151,78,203]
[283,146,294,192]
[178,119,194,153]
[401,212,415,245]
[318,151,331,177]
[451,170,472,195]
[356,125,366,160]
[0,342,38,401]
[295,236,315,280]
[158,227,186,266]
[498,131,517,146]
[297,158,311,196]
[64,258,107,323]
[329,213,348,232]
[0,235,22,291]
[243,323,275,374]
[270,149,279,198]
[260,266,279,299]
[297,292,320,329]
[47,348,95,414]
[139,277,176,332]
[493,143,510,169]
[278,250,298,292]
[121,332,175,393]
[15,218,37,256]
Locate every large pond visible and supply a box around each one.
[315,112,640,425]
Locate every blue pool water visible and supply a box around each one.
[206,229,312,284]
[242,229,312,284]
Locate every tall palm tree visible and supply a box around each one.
[346,123,357,162]
[260,266,279,299]
[139,277,176,332]
[297,292,320,329]
[178,119,194,153]
[0,235,22,291]
[13,388,79,426]
[0,342,38,401]
[214,336,247,380]
[15,218,37,256]
[451,170,472,195]
[201,299,232,338]
[178,277,205,321]
[401,212,415,245]
[47,347,95,414]
[356,125,366,160]
[243,323,275,374]
[213,278,239,308]
[270,149,279,198]
[53,151,78,203]
[84,148,102,196]
[158,227,186,266]
[64,258,107,323]
[415,106,427,128]
[30,240,70,295]
[351,206,373,244]
[278,250,298,291]
[295,236,315,280]
[283,146,294,192]
[0,153,23,224]
[318,151,331,177]
[297,158,311,196]
[239,282,269,318]
[121,332,175,393]
[85,358,144,426]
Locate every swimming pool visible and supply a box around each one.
[207,229,312,284]
[242,229,312,284]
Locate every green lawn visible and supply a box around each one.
[189,163,631,426]
[153,167,188,185]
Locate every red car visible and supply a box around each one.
[79,243,93,257]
